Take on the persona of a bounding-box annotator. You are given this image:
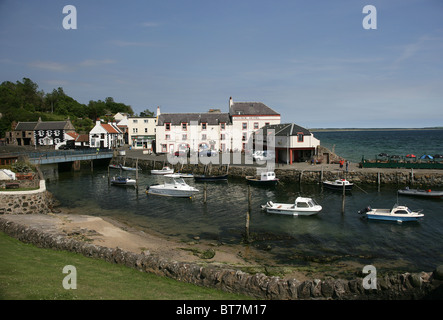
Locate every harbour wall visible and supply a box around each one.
[0,180,51,214]
[1,216,443,300]
[117,157,443,187]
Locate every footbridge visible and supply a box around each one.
[25,149,114,165]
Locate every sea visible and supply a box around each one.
[44,129,443,276]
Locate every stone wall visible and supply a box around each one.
[116,157,443,187]
[1,216,442,300]
[0,180,51,214]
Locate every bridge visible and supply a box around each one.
[24,149,114,165]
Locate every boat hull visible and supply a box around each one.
[366,213,423,222]
[151,170,174,175]
[194,174,228,182]
[246,177,279,186]
[147,186,198,197]
[265,207,320,216]
[398,189,443,198]
[323,181,353,191]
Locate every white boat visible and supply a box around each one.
[176,173,194,178]
[111,176,136,186]
[261,197,322,216]
[146,174,199,197]
[398,187,443,198]
[358,204,424,222]
[151,166,174,175]
[246,171,279,186]
[323,179,353,191]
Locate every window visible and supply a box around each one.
[220,123,226,130]
[133,119,138,123]
[265,122,270,126]
[202,134,207,140]
[182,134,187,141]
[254,122,259,129]
[161,144,167,152]
[165,134,170,140]
[297,133,304,142]
[132,128,138,134]
[144,128,148,133]
[144,120,149,123]
[242,133,247,141]
[182,123,187,131]
[165,123,171,131]
[242,122,247,130]
[220,134,225,141]
[202,123,207,130]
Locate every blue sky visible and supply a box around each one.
[1,0,442,128]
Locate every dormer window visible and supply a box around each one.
[182,123,187,131]
[202,123,207,130]
[165,123,171,131]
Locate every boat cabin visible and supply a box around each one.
[260,172,276,181]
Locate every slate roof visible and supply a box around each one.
[14,122,38,131]
[14,120,75,131]
[230,102,279,116]
[261,123,312,136]
[157,113,232,126]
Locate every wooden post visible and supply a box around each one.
[203,183,207,204]
[245,185,251,243]
[136,158,139,193]
[341,180,346,214]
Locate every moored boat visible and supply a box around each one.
[111,176,136,186]
[194,174,228,182]
[246,171,279,186]
[398,187,443,198]
[151,166,174,175]
[323,179,353,191]
[146,174,199,197]
[261,197,322,216]
[358,204,424,222]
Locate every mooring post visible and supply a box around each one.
[245,185,251,243]
[135,158,139,193]
[203,183,207,204]
[341,179,346,214]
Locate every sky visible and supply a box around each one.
[1,0,442,129]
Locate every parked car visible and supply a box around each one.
[254,150,275,161]
[198,149,218,157]
[58,144,71,150]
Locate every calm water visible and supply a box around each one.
[44,130,443,274]
[313,129,443,163]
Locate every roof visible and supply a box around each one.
[101,123,121,134]
[261,123,312,136]
[14,122,38,131]
[230,102,279,116]
[157,113,232,126]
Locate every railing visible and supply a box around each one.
[5,149,115,165]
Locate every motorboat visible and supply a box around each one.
[111,176,136,186]
[246,171,279,186]
[109,164,140,171]
[194,174,228,182]
[323,179,353,191]
[146,174,199,197]
[151,166,174,175]
[398,187,443,198]
[358,204,424,222]
[261,197,322,216]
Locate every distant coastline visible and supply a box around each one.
[310,127,443,132]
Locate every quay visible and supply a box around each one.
[116,148,443,188]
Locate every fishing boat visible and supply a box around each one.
[111,176,136,186]
[246,171,279,186]
[146,174,199,197]
[194,174,228,182]
[358,204,424,222]
[151,166,174,175]
[398,187,443,198]
[261,197,322,216]
[323,179,353,191]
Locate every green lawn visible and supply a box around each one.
[0,232,253,300]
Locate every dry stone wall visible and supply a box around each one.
[0,180,50,214]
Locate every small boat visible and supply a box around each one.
[146,174,199,198]
[398,187,443,198]
[151,166,174,175]
[358,204,424,222]
[261,197,322,216]
[176,173,194,178]
[323,179,353,191]
[109,164,140,171]
[194,174,228,182]
[246,171,279,186]
[111,176,136,186]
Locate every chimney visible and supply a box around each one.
[156,106,161,117]
[229,97,233,108]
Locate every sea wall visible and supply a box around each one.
[0,180,51,214]
[1,216,442,300]
[117,157,443,187]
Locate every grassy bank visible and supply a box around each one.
[0,232,253,300]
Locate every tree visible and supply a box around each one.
[139,108,154,117]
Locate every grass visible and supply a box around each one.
[0,232,253,300]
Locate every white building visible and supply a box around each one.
[89,120,124,149]
[127,116,157,150]
[257,123,321,164]
[229,97,281,152]
[155,97,281,154]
